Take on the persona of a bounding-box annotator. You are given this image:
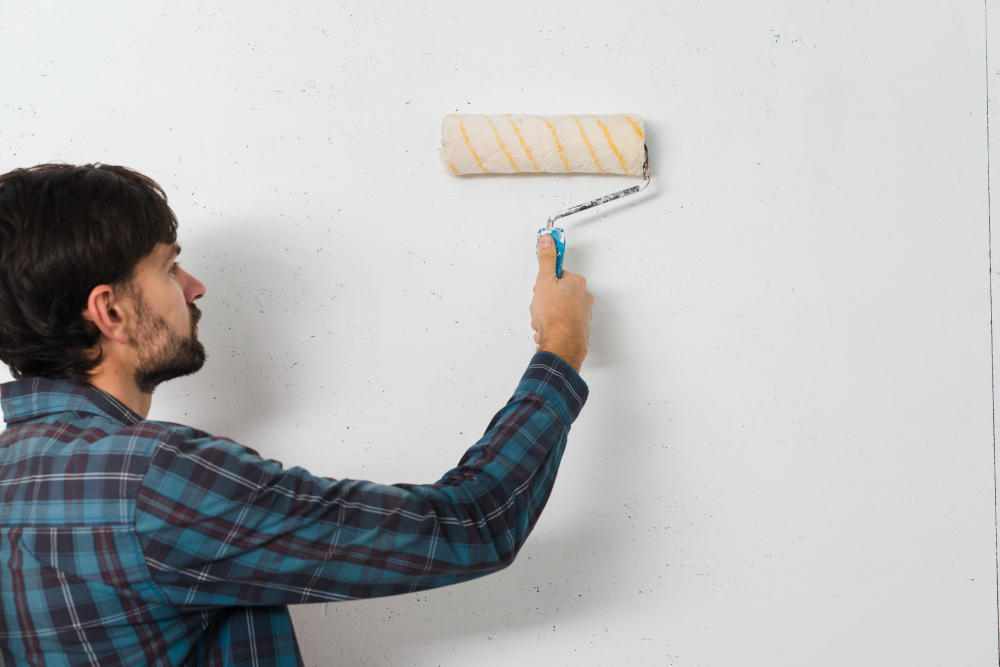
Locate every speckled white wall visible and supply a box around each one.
[2,1,998,664]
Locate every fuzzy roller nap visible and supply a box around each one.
[441,113,645,175]
[441,113,649,278]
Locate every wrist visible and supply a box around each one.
[538,336,587,372]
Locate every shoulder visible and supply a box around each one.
[136,420,288,498]
[135,420,254,454]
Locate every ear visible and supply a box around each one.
[83,284,130,345]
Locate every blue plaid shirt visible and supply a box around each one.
[0,352,587,666]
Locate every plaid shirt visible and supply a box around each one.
[0,352,587,666]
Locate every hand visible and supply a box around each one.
[529,235,594,372]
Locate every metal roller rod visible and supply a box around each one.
[546,145,650,229]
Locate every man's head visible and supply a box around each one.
[0,163,206,392]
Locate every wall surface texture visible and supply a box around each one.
[2,1,998,665]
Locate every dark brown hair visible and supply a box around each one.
[0,163,178,382]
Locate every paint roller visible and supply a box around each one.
[440,113,650,277]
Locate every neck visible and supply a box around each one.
[87,363,152,420]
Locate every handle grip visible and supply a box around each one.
[537,228,566,278]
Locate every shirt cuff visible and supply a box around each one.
[516,352,589,423]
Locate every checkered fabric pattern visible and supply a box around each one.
[0,352,587,666]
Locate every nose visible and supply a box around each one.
[180,267,207,303]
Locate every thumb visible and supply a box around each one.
[537,233,558,276]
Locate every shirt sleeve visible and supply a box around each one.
[134,352,588,608]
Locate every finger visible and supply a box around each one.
[536,233,558,278]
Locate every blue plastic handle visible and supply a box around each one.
[537,228,566,278]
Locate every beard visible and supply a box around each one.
[130,290,207,394]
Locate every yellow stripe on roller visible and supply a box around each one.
[482,115,519,172]
[620,114,644,139]
[592,115,629,175]
[446,161,459,175]
[535,115,571,172]
[451,114,488,173]
[572,115,606,173]
[505,115,540,172]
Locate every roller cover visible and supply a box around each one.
[441,113,645,175]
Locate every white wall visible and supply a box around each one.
[2,1,997,664]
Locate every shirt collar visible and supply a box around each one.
[1,377,142,427]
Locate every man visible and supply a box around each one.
[0,163,593,666]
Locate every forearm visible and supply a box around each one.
[407,351,588,569]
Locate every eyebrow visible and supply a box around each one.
[165,243,181,264]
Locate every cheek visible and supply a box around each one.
[155,276,188,318]
[173,282,190,314]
